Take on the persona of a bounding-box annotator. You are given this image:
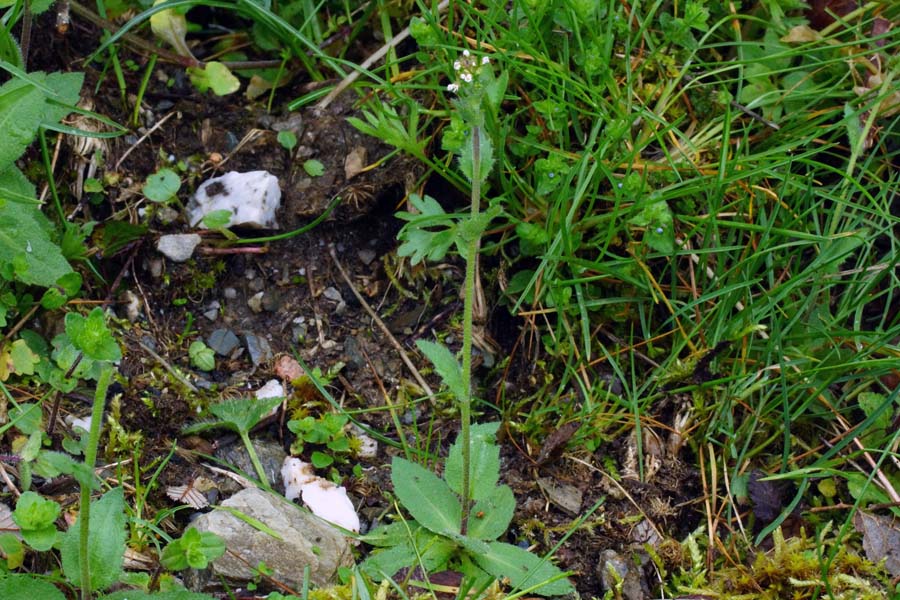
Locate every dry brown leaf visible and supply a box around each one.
[344,146,367,181]
[853,511,900,577]
[781,25,822,43]
[165,476,216,509]
[535,421,580,466]
[0,503,18,536]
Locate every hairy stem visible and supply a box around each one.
[459,125,482,535]
[80,364,113,600]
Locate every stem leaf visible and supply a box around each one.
[416,339,466,403]
[445,422,500,501]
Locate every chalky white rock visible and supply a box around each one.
[281,457,360,533]
[187,170,281,229]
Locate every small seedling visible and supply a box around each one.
[182,396,283,485]
[188,340,215,371]
[302,159,325,177]
[160,528,226,570]
[277,130,297,151]
[286,412,354,468]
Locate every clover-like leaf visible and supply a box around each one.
[13,491,60,551]
[187,62,241,96]
[161,528,225,571]
[188,341,215,371]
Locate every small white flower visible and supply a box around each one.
[461,72,473,83]
[447,83,459,93]
[453,61,461,71]
[462,49,471,57]
[481,56,490,65]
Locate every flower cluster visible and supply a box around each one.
[447,49,491,93]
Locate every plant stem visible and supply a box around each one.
[80,364,114,600]
[459,125,482,535]
[240,431,270,486]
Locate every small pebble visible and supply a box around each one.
[156,234,201,262]
[245,333,273,366]
[203,301,220,322]
[261,291,281,312]
[148,258,163,279]
[248,291,265,313]
[223,287,238,299]
[323,287,343,303]
[254,379,284,400]
[357,249,376,265]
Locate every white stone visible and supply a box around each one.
[187,171,281,229]
[66,415,91,432]
[352,427,378,458]
[255,379,284,400]
[156,233,201,262]
[281,458,360,533]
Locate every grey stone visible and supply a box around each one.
[217,438,287,489]
[261,291,281,312]
[156,234,201,262]
[208,329,240,356]
[244,333,273,366]
[323,286,343,302]
[357,249,376,265]
[203,301,220,322]
[223,287,238,299]
[191,488,352,589]
[537,477,583,516]
[597,549,645,600]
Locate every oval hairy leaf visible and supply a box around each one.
[391,457,460,536]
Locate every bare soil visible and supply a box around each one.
[23,15,704,597]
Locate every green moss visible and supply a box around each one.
[673,526,889,600]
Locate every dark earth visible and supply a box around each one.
[22,8,705,597]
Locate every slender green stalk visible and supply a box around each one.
[239,430,269,485]
[80,364,114,600]
[459,125,482,535]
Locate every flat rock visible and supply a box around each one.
[537,477,583,516]
[207,329,240,356]
[244,333,273,366]
[191,488,352,589]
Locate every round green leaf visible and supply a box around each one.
[143,168,181,203]
[303,159,325,177]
